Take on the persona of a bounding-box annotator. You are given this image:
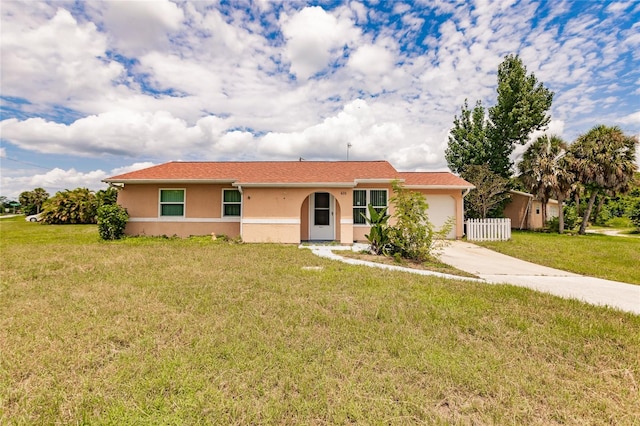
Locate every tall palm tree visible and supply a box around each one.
[32,188,49,213]
[567,125,638,234]
[518,134,573,228]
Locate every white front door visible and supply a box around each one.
[309,192,334,241]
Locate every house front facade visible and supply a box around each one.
[103,161,474,244]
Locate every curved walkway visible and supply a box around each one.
[302,242,640,315]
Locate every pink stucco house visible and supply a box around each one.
[103,161,474,244]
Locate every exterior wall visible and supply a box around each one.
[504,193,559,230]
[504,194,532,229]
[241,186,352,244]
[117,181,469,242]
[351,186,464,241]
[117,183,240,238]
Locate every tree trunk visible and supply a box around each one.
[592,195,606,225]
[541,200,548,227]
[557,195,565,234]
[579,191,598,235]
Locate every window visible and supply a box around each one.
[314,192,330,225]
[353,190,367,224]
[353,189,387,224]
[160,189,184,216]
[223,189,241,216]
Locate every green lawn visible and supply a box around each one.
[474,230,640,285]
[1,217,639,424]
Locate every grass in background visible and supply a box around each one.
[474,230,640,285]
[1,217,639,424]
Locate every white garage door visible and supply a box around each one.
[425,195,456,239]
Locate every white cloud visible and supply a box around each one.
[1,168,109,199]
[281,6,359,80]
[109,162,157,177]
[0,8,126,107]
[0,147,6,158]
[617,111,640,125]
[1,0,639,199]
[0,111,250,159]
[258,99,404,160]
[101,0,184,55]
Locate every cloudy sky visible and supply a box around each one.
[1,0,639,199]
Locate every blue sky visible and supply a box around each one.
[1,0,639,199]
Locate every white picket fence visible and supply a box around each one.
[466,218,511,241]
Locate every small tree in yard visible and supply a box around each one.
[461,164,510,218]
[388,181,451,262]
[97,204,129,240]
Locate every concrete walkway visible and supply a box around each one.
[303,242,640,315]
[440,241,640,314]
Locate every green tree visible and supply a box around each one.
[445,99,490,174]
[567,125,638,234]
[41,188,98,224]
[461,164,510,219]
[488,54,554,177]
[446,54,553,177]
[518,135,575,232]
[18,188,49,215]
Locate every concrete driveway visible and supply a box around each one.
[440,241,640,315]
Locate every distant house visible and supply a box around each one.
[103,161,474,243]
[503,190,559,230]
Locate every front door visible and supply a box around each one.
[309,192,334,241]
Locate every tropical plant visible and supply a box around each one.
[97,204,129,240]
[18,187,49,216]
[518,135,575,233]
[461,164,510,219]
[40,188,98,224]
[96,187,119,207]
[363,204,391,255]
[567,125,638,234]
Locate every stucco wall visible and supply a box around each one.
[117,182,468,242]
[504,194,531,229]
[118,183,239,238]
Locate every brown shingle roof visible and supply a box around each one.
[398,172,474,188]
[104,161,473,188]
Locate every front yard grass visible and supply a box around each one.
[1,217,639,424]
[474,230,640,285]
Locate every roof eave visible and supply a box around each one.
[235,182,356,188]
[102,178,238,184]
[405,184,476,189]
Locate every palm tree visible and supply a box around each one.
[518,134,573,229]
[32,188,49,213]
[567,125,638,234]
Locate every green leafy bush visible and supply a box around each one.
[546,205,579,233]
[97,204,129,240]
[388,181,452,262]
[41,188,98,224]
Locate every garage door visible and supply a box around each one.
[425,195,456,239]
